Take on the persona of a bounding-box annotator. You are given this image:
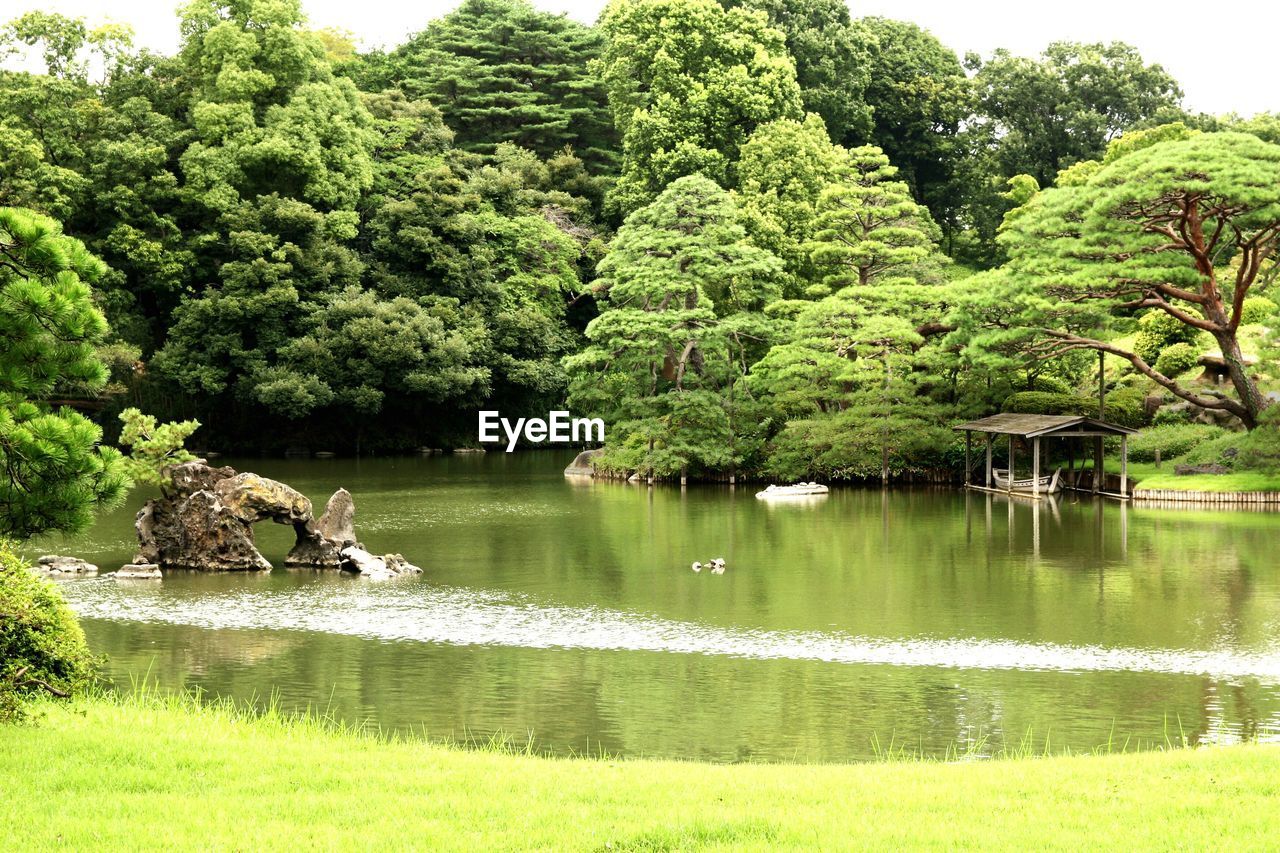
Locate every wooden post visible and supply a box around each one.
[1007,434,1015,494]
[1032,437,1041,498]
[1093,436,1103,494]
[985,434,993,488]
[1098,350,1105,419]
[1120,435,1128,498]
[1154,449,1161,469]
[965,431,972,487]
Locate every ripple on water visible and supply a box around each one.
[58,579,1280,683]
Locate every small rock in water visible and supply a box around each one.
[37,555,98,575]
[115,563,162,580]
[339,547,423,580]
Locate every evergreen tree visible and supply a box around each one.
[357,0,616,172]
[0,207,128,538]
[566,175,783,476]
[990,132,1280,428]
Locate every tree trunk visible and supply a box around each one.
[1214,330,1267,429]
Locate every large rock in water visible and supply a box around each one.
[564,448,603,477]
[37,555,98,575]
[285,489,358,568]
[213,473,313,526]
[133,460,411,574]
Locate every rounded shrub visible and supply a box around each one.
[1240,296,1278,325]
[1027,374,1072,395]
[1154,342,1201,378]
[1000,391,1093,416]
[0,540,96,723]
[1133,310,1202,364]
[1237,408,1280,474]
[1126,423,1226,463]
[1103,386,1151,429]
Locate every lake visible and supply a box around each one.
[35,452,1280,762]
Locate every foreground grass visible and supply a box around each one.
[1097,459,1280,493]
[3,694,1279,850]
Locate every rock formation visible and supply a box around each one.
[337,546,423,580]
[134,460,368,573]
[36,555,98,575]
[564,448,603,477]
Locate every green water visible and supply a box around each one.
[37,452,1280,762]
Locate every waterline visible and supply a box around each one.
[61,580,1280,682]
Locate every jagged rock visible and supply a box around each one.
[166,460,238,498]
[37,555,98,575]
[564,448,603,477]
[338,547,422,579]
[316,488,357,546]
[114,563,162,579]
[385,554,423,575]
[166,490,271,572]
[213,473,313,527]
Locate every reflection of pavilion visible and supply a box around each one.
[964,488,1129,561]
[955,414,1139,500]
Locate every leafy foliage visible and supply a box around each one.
[116,407,200,486]
[0,539,96,723]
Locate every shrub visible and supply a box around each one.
[1000,391,1093,416]
[0,540,96,723]
[1133,310,1203,363]
[1027,374,1072,395]
[1154,342,1201,378]
[1177,431,1245,470]
[1240,296,1278,325]
[1237,408,1280,474]
[1126,423,1226,463]
[1103,386,1151,428]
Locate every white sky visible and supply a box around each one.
[5,0,1277,116]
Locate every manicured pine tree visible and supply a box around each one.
[566,175,782,477]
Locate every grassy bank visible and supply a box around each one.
[3,693,1278,850]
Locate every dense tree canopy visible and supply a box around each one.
[597,0,803,214]
[355,0,617,172]
[5,0,1280,479]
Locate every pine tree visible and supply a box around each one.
[0,207,129,538]
[565,175,782,477]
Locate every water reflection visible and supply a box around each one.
[34,452,1280,761]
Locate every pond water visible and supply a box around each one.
[35,452,1280,762]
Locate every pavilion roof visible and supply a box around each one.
[953,413,1138,438]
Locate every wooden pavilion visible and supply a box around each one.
[954,413,1139,498]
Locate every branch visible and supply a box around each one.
[1038,330,1248,418]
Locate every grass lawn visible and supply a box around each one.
[1095,459,1280,493]
[3,693,1279,850]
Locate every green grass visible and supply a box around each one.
[1129,470,1280,492]
[3,691,1279,850]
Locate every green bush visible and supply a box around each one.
[1133,310,1203,363]
[1177,431,1246,469]
[1000,391,1093,416]
[0,540,96,723]
[1126,423,1226,463]
[1027,374,1072,395]
[1154,342,1201,378]
[1103,386,1151,429]
[1237,408,1280,474]
[1240,296,1278,325]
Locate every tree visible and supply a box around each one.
[736,115,846,296]
[566,175,783,476]
[356,0,617,172]
[854,18,970,238]
[727,0,874,145]
[597,0,803,215]
[995,132,1280,428]
[0,207,129,539]
[750,145,956,480]
[116,407,201,486]
[969,41,1184,188]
